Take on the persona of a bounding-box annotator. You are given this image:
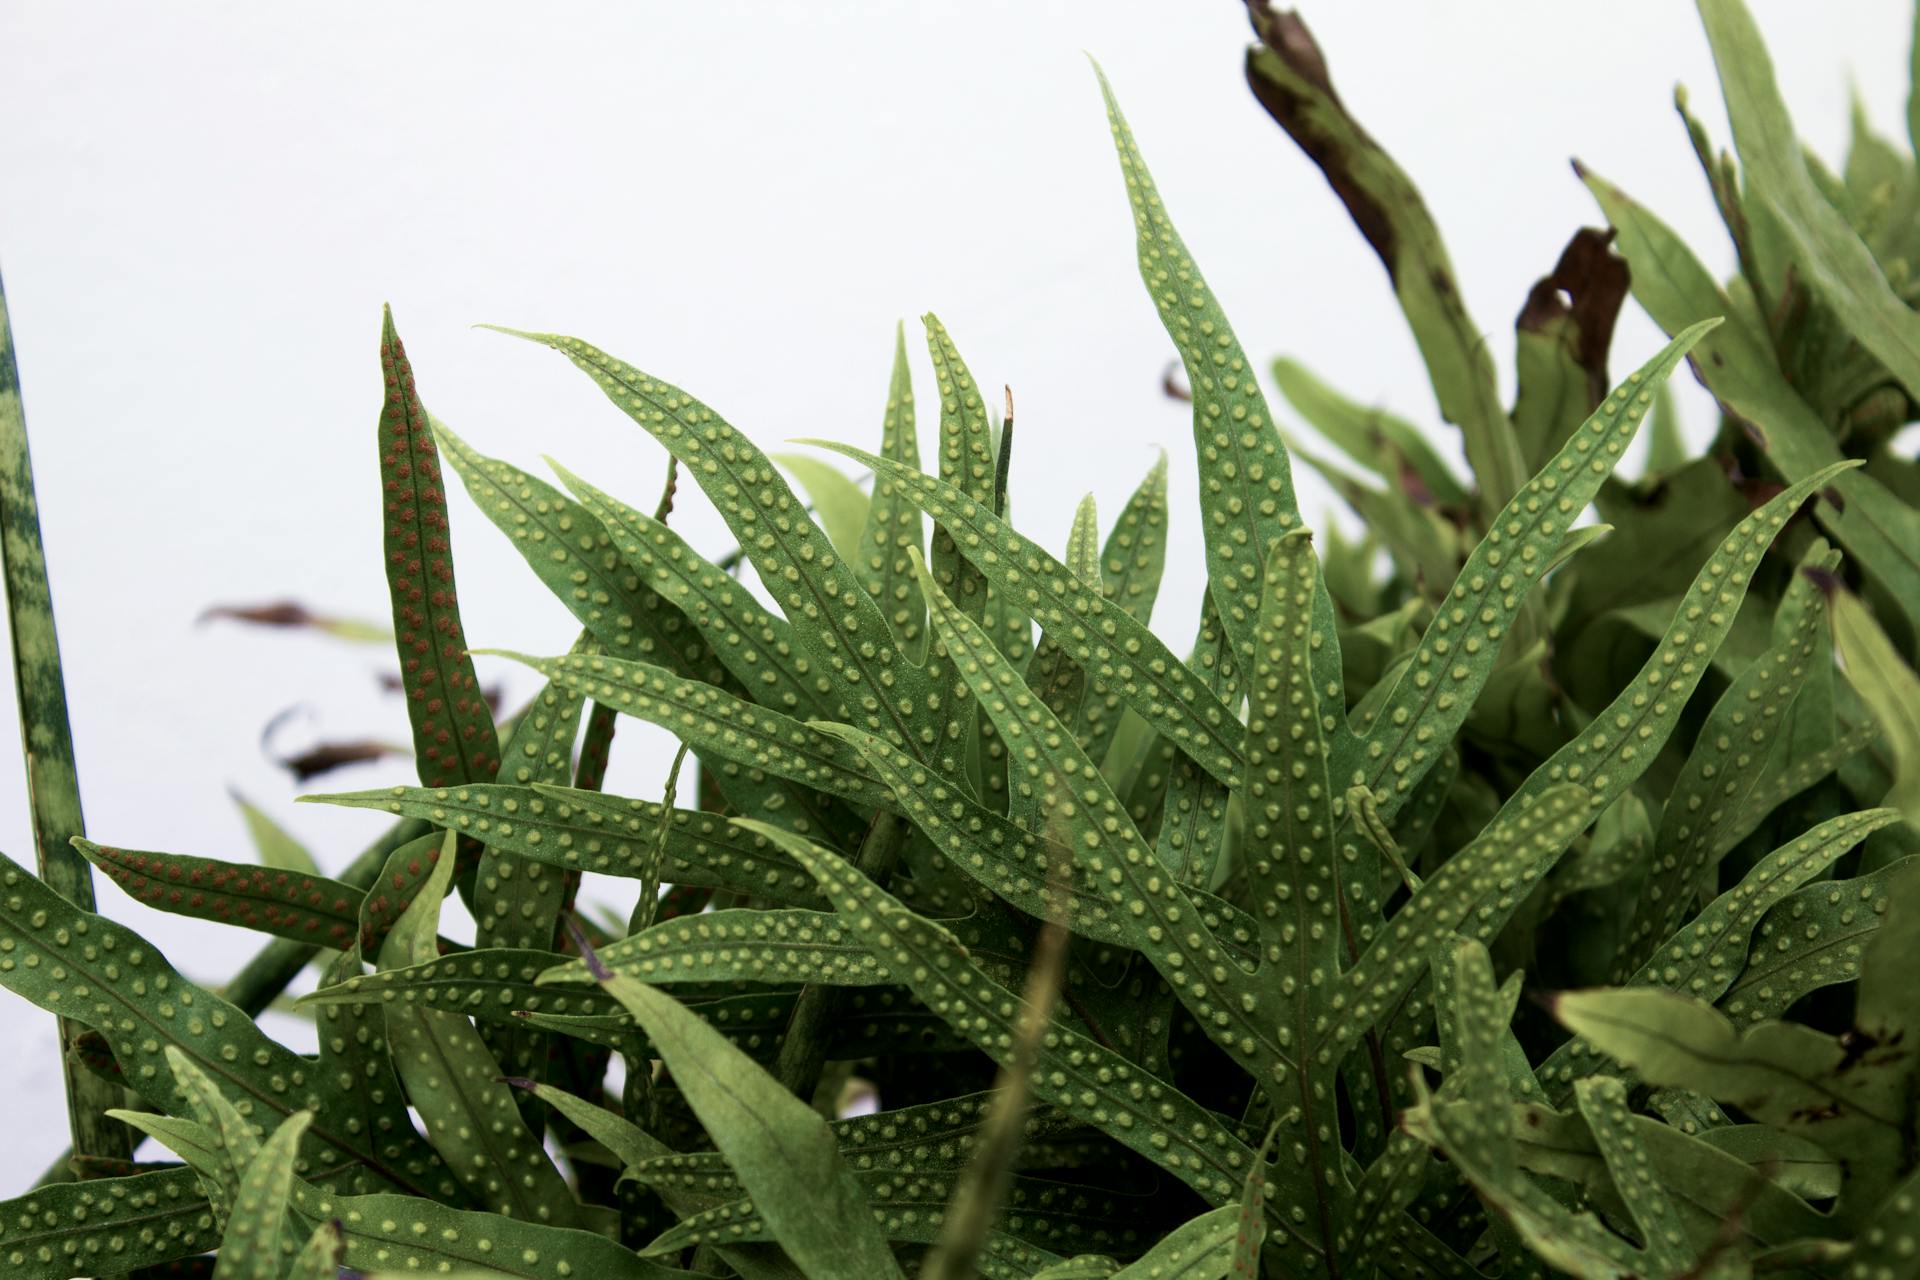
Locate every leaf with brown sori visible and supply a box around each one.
[74,839,362,950]
[377,307,496,786]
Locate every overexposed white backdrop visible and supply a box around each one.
[0,0,1909,1185]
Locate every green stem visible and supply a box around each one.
[772,810,908,1102]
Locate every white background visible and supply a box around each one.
[0,1,1909,1185]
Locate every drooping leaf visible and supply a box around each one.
[588,963,907,1279]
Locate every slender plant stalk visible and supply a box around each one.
[0,269,133,1170]
[772,809,909,1101]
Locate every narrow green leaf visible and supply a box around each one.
[1094,60,1352,719]
[548,908,886,987]
[283,1176,687,1280]
[0,850,452,1198]
[750,821,1266,1215]
[377,308,496,786]
[74,838,362,950]
[1541,807,1903,1100]
[483,646,887,830]
[305,946,624,1021]
[1719,859,1910,1024]
[806,442,1245,786]
[378,830,579,1224]
[1619,548,1840,975]
[1699,0,1920,404]
[430,418,736,694]
[909,547,1290,1086]
[1337,784,1592,1041]
[484,325,937,763]
[212,1110,311,1280]
[1831,582,1920,826]
[1025,493,1099,726]
[1584,165,1920,635]
[306,781,827,907]
[589,968,907,1279]
[547,459,844,722]
[230,791,321,877]
[855,323,927,653]
[1360,322,1718,822]
[0,1166,215,1280]
[773,451,869,567]
[1571,1078,1690,1276]
[1492,459,1856,844]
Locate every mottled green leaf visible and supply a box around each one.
[1618,548,1839,975]
[484,646,888,827]
[1542,808,1902,1100]
[1719,860,1910,1024]
[749,821,1266,1216]
[856,323,927,654]
[0,269,128,1164]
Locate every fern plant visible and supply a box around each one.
[3,2,1919,1278]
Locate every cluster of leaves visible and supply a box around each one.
[5,1,1920,1277]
